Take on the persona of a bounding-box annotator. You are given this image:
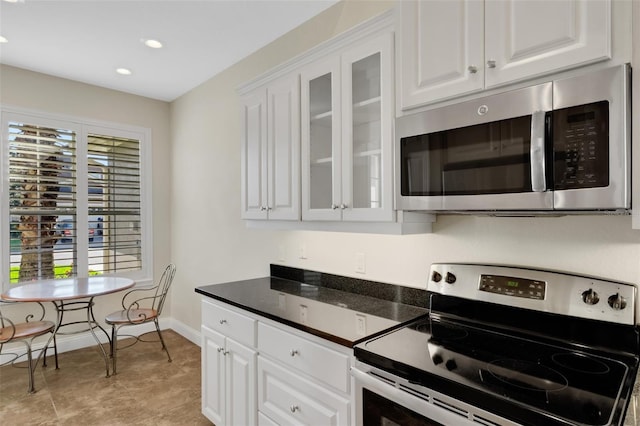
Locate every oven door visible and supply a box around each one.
[396,83,553,212]
[351,362,518,426]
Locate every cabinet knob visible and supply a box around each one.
[217,347,224,353]
[290,405,299,413]
[331,204,339,210]
[340,204,347,210]
[487,60,496,69]
[468,65,478,74]
[260,206,267,211]
[223,350,229,356]
[219,319,227,325]
[267,206,272,211]
[290,349,299,357]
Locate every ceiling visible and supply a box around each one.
[0,0,340,102]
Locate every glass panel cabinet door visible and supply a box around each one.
[342,33,394,222]
[301,57,342,221]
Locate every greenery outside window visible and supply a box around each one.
[1,111,152,288]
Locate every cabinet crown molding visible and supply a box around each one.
[237,9,394,95]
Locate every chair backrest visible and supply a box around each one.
[153,263,176,315]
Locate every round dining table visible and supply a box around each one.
[1,276,135,377]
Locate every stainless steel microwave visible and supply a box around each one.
[395,64,631,214]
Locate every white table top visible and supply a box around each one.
[1,276,135,302]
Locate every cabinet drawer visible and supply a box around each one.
[202,299,256,347]
[258,322,349,393]
[258,357,350,426]
[258,412,279,426]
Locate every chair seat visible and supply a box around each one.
[105,309,157,325]
[0,320,55,344]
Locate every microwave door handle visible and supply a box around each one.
[530,111,547,192]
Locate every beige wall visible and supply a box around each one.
[169,0,395,333]
[0,64,173,334]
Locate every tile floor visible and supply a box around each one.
[0,329,212,426]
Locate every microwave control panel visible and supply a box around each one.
[553,100,609,190]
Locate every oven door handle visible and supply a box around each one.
[530,110,547,192]
[351,366,402,394]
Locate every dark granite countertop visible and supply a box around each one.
[196,265,429,347]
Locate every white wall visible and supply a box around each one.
[170,0,640,335]
[0,64,173,348]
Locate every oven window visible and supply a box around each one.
[362,389,444,426]
[400,116,533,196]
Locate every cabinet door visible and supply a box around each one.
[301,56,342,221]
[241,89,268,219]
[226,338,258,426]
[201,326,226,425]
[397,0,484,110]
[341,32,395,222]
[267,74,301,220]
[485,0,611,88]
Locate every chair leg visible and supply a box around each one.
[111,325,118,375]
[24,342,35,394]
[53,333,59,369]
[154,319,172,363]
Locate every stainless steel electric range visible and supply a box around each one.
[352,264,639,426]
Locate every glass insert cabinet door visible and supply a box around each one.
[301,32,393,222]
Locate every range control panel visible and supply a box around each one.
[479,274,546,300]
[428,263,636,325]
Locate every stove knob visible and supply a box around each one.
[581,289,599,305]
[431,271,442,283]
[607,293,627,310]
[432,354,443,365]
[445,359,457,371]
[445,272,457,284]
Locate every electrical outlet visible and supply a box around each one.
[355,252,366,274]
[356,314,366,336]
[299,305,308,325]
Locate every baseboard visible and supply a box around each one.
[0,316,201,364]
[168,317,201,347]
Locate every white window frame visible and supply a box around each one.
[1,107,153,290]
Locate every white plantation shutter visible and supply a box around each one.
[8,121,77,281]
[3,112,149,287]
[87,134,142,274]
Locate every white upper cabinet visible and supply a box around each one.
[301,31,394,222]
[485,0,611,87]
[241,73,300,220]
[398,0,485,108]
[398,0,612,111]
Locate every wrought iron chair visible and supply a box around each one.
[0,301,58,393]
[105,264,176,374]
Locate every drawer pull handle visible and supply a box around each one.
[290,405,299,413]
[290,349,299,357]
[219,319,227,325]
[217,347,224,353]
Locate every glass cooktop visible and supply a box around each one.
[355,315,637,426]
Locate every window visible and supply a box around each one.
[2,112,151,288]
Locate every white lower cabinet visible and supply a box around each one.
[201,300,258,426]
[201,298,352,426]
[258,357,350,426]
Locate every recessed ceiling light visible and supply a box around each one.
[0,36,7,43]
[116,68,132,76]
[143,39,163,49]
